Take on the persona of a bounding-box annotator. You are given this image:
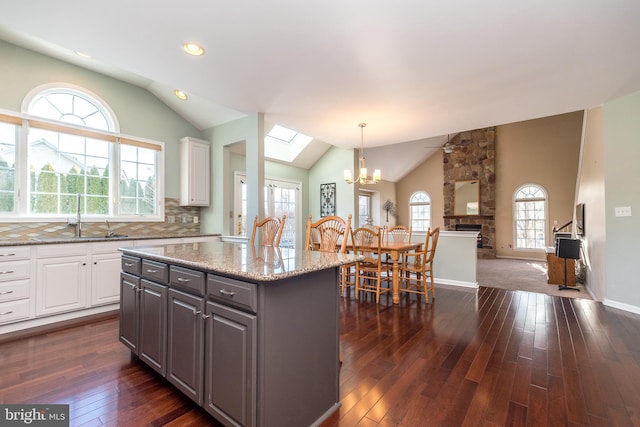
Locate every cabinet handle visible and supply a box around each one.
[0,290,14,295]
[124,262,134,267]
[146,269,158,273]
[201,314,211,320]
[0,253,16,257]
[0,311,13,315]
[177,277,190,283]
[135,287,143,293]
[0,270,14,274]
[219,289,235,297]
[192,309,201,316]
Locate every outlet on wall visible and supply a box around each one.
[615,206,632,217]
[167,215,175,223]
[194,216,199,224]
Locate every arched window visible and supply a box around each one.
[409,191,431,232]
[26,86,116,132]
[514,184,547,249]
[0,84,162,219]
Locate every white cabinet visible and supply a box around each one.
[35,244,90,317]
[180,137,210,206]
[0,246,33,325]
[91,241,124,306]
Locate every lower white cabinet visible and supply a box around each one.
[36,254,89,317]
[0,246,33,325]
[91,241,126,306]
[0,236,214,329]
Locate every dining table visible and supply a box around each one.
[352,240,423,304]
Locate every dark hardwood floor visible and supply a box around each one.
[2,285,640,426]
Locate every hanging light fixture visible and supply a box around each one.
[344,123,381,185]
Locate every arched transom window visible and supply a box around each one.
[514,184,547,249]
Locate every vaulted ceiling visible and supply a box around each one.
[2,1,640,181]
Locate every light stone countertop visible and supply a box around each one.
[120,241,360,282]
[0,234,219,247]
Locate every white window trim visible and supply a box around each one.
[512,183,548,251]
[409,190,432,232]
[0,83,165,222]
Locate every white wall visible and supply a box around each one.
[603,90,640,312]
[576,107,607,301]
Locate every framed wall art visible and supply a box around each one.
[320,183,336,217]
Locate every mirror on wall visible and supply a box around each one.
[454,180,480,215]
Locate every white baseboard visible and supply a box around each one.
[602,298,640,315]
[435,278,479,289]
[0,304,119,336]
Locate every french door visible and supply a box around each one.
[234,173,301,248]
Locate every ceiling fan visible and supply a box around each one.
[423,133,470,153]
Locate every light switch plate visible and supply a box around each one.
[615,206,632,217]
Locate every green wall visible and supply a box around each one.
[0,40,201,199]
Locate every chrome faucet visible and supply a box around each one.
[75,193,82,238]
[106,220,114,237]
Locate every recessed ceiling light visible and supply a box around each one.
[74,51,91,59]
[174,89,188,100]
[183,43,204,56]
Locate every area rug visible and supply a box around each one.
[477,258,591,300]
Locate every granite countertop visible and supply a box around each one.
[120,241,360,282]
[0,234,219,247]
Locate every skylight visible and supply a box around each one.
[267,125,298,143]
[265,125,313,163]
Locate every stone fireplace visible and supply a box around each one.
[443,128,496,258]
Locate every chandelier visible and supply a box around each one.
[344,123,381,185]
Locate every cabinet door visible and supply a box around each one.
[36,256,89,316]
[139,279,167,376]
[167,289,204,404]
[119,273,140,354]
[180,137,210,206]
[204,301,256,427]
[91,252,122,306]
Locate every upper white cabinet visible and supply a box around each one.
[180,137,210,206]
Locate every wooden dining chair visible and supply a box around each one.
[386,225,412,244]
[305,214,352,253]
[250,215,286,247]
[382,225,412,276]
[352,227,392,303]
[399,227,440,302]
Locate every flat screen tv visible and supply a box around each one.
[575,203,585,236]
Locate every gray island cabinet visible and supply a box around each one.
[118,241,358,427]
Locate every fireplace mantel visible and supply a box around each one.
[443,215,495,220]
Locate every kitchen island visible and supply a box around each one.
[119,240,358,427]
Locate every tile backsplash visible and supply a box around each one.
[0,198,202,241]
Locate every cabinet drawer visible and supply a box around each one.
[0,246,31,260]
[0,299,30,324]
[122,255,141,276]
[0,279,29,302]
[0,260,30,282]
[36,243,90,258]
[207,275,257,313]
[170,265,205,296]
[141,259,169,284]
